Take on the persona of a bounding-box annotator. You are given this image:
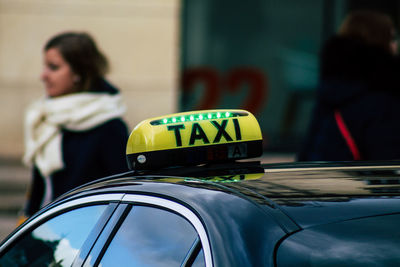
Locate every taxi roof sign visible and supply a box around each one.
[126,109,263,170]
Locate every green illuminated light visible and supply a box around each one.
[150,111,247,125]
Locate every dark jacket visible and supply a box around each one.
[26,79,129,216]
[298,36,400,161]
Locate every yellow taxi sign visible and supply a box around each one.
[126,109,263,170]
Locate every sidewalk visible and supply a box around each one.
[0,159,30,241]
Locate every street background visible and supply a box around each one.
[1,0,398,241]
[0,158,29,241]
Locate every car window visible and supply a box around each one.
[0,205,106,267]
[99,205,203,267]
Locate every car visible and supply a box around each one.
[1,109,400,266]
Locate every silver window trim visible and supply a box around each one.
[122,194,213,267]
[0,193,124,251]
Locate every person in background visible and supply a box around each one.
[298,10,400,161]
[21,32,129,219]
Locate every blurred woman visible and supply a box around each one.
[22,32,129,218]
[298,10,400,161]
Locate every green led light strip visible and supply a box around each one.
[150,111,248,125]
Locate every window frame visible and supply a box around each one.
[86,194,213,267]
[0,193,213,267]
[0,193,124,258]
[121,194,212,267]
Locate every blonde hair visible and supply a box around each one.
[338,10,395,52]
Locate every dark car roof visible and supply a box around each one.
[60,160,400,232]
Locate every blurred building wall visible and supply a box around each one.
[0,0,180,159]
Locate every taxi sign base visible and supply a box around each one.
[127,140,263,170]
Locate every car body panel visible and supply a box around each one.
[276,213,400,266]
[2,162,400,266]
[280,197,400,228]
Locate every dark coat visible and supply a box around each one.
[26,79,129,216]
[298,36,400,161]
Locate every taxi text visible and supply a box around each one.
[167,118,242,147]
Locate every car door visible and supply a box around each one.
[0,193,212,267]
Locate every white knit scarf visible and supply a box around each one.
[23,93,126,177]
